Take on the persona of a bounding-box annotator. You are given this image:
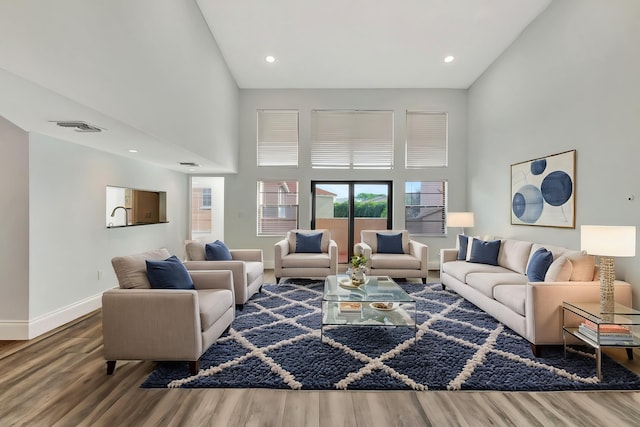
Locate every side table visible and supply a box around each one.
[562,301,640,380]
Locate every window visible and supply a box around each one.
[311,110,393,169]
[405,181,447,236]
[257,180,299,235]
[257,110,299,167]
[201,188,212,209]
[406,111,448,168]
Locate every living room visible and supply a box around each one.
[1,0,640,424]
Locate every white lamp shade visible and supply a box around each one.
[447,212,474,228]
[580,225,636,257]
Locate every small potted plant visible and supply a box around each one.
[349,254,368,284]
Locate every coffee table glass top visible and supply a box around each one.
[323,275,414,302]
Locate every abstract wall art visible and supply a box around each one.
[511,150,575,228]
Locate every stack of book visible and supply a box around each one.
[577,319,635,345]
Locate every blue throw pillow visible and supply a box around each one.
[468,239,501,266]
[527,248,554,282]
[146,255,194,290]
[205,240,232,261]
[296,232,322,253]
[377,233,404,254]
[457,235,469,260]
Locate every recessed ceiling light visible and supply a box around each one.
[444,55,455,63]
[265,55,276,63]
[128,149,138,153]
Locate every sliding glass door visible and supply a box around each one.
[311,181,392,263]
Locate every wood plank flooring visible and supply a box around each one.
[2,270,640,426]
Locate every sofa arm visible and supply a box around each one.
[525,280,632,345]
[185,261,241,292]
[409,240,428,262]
[274,239,289,258]
[189,269,234,291]
[328,240,338,275]
[102,288,202,360]
[230,249,263,263]
[440,248,458,265]
[355,241,372,261]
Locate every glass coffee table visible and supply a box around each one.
[562,301,640,380]
[321,275,417,341]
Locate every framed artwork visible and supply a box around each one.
[511,150,575,228]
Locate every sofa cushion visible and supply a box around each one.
[206,240,232,261]
[371,253,420,269]
[493,284,526,316]
[441,260,512,283]
[544,255,573,282]
[361,230,410,254]
[295,232,323,253]
[288,229,330,253]
[498,239,533,274]
[281,253,330,268]
[526,248,553,282]
[377,233,404,254]
[568,254,596,281]
[468,239,501,266]
[111,248,171,289]
[198,289,233,331]
[457,235,470,260]
[466,272,528,298]
[146,255,195,290]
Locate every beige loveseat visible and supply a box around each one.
[274,229,338,282]
[355,230,429,284]
[103,248,235,375]
[183,241,264,309]
[440,238,632,356]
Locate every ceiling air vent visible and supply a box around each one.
[53,121,103,132]
[179,162,200,167]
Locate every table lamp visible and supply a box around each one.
[447,212,474,236]
[580,225,636,311]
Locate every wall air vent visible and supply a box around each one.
[179,162,200,167]
[53,121,103,132]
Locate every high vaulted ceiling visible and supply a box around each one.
[0,0,551,173]
[197,0,552,89]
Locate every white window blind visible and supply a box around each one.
[257,110,298,167]
[406,111,448,168]
[257,180,299,236]
[311,110,393,169]
[405,181,447,236]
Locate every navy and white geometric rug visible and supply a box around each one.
[142,281,640,391]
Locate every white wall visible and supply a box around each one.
[468,0,640,306]
[0,0,239,173]
[224,89,468,269]
[0,117,30,328]
[0,129,189,339]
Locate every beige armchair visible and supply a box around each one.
[103,248,235,375]
[355,230,429,284]
[274,229,338,282]
[183,241,264,309]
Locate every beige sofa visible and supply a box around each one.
[274,229,338,282]
[103,248,235,375]
[355,230,429,283]
[440,238,632,356]
[183,241,264,309]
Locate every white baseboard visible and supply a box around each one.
[0,293,102,340]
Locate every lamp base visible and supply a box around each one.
[599,255,615,313]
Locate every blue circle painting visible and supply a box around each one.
[512,184,544,223]
[541,171,573,206]
[530,159,547,175]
